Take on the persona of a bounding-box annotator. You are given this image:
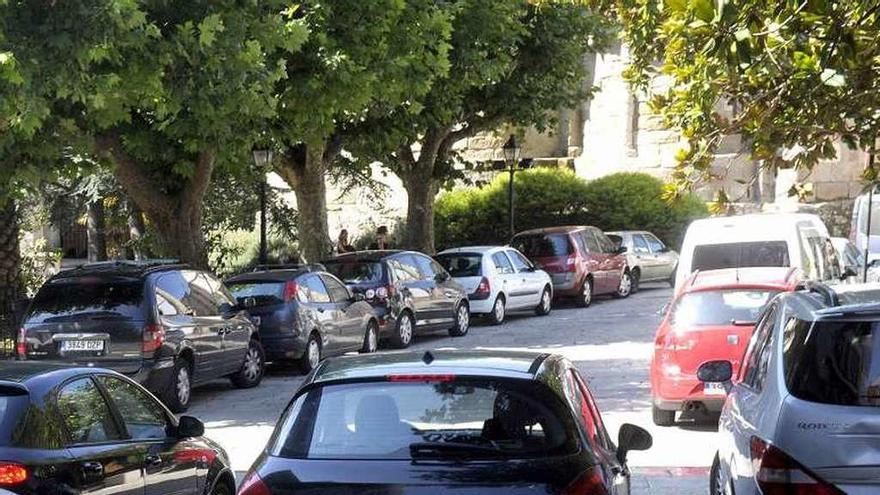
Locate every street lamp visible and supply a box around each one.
[252,149,274,266]
[502,135,522,240]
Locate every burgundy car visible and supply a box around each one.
[511,226,631,307]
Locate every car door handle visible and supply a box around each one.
[81,461,103,477]
[145,454,162,467]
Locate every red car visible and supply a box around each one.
[511,226,631,307]
[650,267,802,426]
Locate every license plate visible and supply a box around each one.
[704,382,726,396]
[60,340,105,352]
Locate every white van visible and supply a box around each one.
[674,213,839,289]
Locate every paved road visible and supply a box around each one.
[189,283,712,494]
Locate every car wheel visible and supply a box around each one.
[231,339,265,388]
[298,332,322,373]
[576,278,593,308]
[668,265,677,288]
[615,270,633,298]
[535,286,552,316]
[710,453,733,495]
[652,405,676,426]
[487,295,505,325]
[449,303,470,337]
[390,311,414,349]
[165,358,192,413]
[360,320,379,353]
[631,268,641,293]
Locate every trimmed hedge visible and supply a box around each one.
[434,169,707,250]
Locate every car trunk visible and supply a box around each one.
[669,324,753,376]
[453,276,483,295]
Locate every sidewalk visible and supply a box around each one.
[631,467,707,494]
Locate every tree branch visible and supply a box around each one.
[94,132,172,215]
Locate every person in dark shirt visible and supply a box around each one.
[369,225,390,250]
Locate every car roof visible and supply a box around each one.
[681,267,802,294]
[0,362,114,388]
[325,250,406,262]
[514,226,594,236]
[310,349,550,384]
[437,246,505,255]
[52,259,187,280]
[606,230,651,236]
[226,269,311,283]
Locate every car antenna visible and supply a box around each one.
[422,351,434,365]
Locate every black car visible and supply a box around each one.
[237,350,652,495]
[18,260,265,412]
[226,265,379,373]
[323,251,469,348]
[0,362,234,495]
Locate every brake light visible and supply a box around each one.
[750,436,843,495]
[142,324,166,354]
[236,471,271,495]
[562,469,607,494]
[0,462,28,485]
[367,285,394,301]
[15,328,26,358]
[472,277,491,300]
[283,281,299,302]
[387,374,456,382]
[564,256,577,272]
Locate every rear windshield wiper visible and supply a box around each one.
[409,442,509,459]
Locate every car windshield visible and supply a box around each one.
[671,290,778,327]
[692,241,790,272]
[26,278,144,323]
[272,379,580,461]
[784,319,880,407]
[512,234,573,258]
[435,254,482,277]
[227,281,286,306]
[324,261,384,285]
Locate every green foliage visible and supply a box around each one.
[210,231,301,279]
[435,169,707,250]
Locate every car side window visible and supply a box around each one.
[320,274,351,303]
[57,378,122,445]
[741,304,777,391]
[184,271,219,316]
[572,371,613,450]
[389,255,421,282]
[97,376,169,440]
[573,233,589,254]
[301,275,331,303]
[154,272,195,317]
[632,235,650,254]
[202,273,235,307]
[594,231,615,254]
[582,231,600,252]
[562,371,605,450]
[412,254,438,280]
[644,233,666,253]
[492,252,515,275]
[507,250,532,273]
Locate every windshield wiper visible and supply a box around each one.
[409,442,508,460]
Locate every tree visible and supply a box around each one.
[614,0,880,199]
[271,0,452,262]
[351,0,613,253]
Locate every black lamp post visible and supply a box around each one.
[502,135,522,240]
[252,149,273,265]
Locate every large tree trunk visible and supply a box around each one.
[86,200,107,262]
[401,175,439,253]
[277,141,332,263]
[0,199,22,320]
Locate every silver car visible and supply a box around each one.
[706,282,880,495]
[607,231,678,289]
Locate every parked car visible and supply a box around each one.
[323,251,469,348]
[849,190,880,264]
[435,246,552,324]
[607,230,679,290]
[0,362,234,495]
[708,282,880,495]
[650,267,802,426]
[674,213,837,289]
[237,350,653,495]
[511,226,631,307]
[226,265,379,373]
[18,260,265,412]
[830,236,863,281]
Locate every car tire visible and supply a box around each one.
[668,265,677,288]
[576,278,593,308]
[449,302,470,337]
[298,332,322,373]
[615,270,633,298]
[631,268,641,293]
[360,320,379,353]
[535,286,552,316]
[390,311,414,349]
[230,339,265,389]
[487,295,505,325]
[164,357,192,413]
[710,453,732,495]
[652,405,676,426]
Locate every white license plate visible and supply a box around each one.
[60,340,105,352]
[704,382,726,396]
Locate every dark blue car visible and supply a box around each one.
[236,350,652,495]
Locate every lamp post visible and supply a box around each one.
[502,135,522,240]
[252,149,273,265]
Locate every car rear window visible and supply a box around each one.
[272,379,580,461]
[435,254,482,277]
[671,290,778,327]
[26,277,145,323]
[227,281,286,306]
[0,389,30,447]
[512,234,573,258]
[784,319,880,407]
[692,241,790,272]
[324,261,384,285]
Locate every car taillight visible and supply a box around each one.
[15,328,26,358]
[472,277,491,300]
[142,324,166,354]
[367,285,394,301]
[750,436,843,495]
[237,471,271,495]
[283,281,299,302]
[0,462,28,485]
[562,469,607,495]
[387,374,456,382]
[564,256,577,272]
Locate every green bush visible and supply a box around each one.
[434,169,707,250]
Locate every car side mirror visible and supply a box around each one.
[351,292,365,302]
[218,302,236,319]
[435,272,450,283]
[616,423,652,464]
[841,267,858,280]
[697,360,733,392]
[176,415,204,438]
[617,245,628,254]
